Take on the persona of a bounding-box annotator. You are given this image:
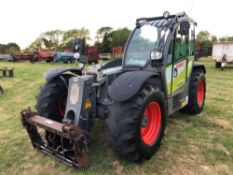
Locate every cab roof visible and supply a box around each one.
[136,11,197,28]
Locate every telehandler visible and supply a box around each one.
[21,11,206,169]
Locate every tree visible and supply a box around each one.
[95,27,113,53]
[0,44,7,53]
[62,29,80,45]
[219,36,233,42]
[79,27,90,40]
[26,28,90,52]
[197,31,212,56]
[100,33,112,53]
[95,27,113,43]
[219,37,227,42]
[25,37,44,52]
[95,27,131,53]
[6,43,20,55]
[40,30,64,50]
[61,28,90,53]
[110,28,131,48]
[0,43,20,55]
[211,35,218,42]
[227,36,233,41]
[197,31,211,42]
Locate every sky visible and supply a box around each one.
[0,0,232,48]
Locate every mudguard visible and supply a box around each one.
[193,64,206,74]
[108,71,158,102]
[44,68,82,81]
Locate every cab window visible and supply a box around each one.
[174,22,190,61]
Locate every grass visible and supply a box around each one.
[0,58,232,175]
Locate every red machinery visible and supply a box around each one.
[14,53,35,62]
[34,49,55,62]
[64,49,73,52]
[86,46,99,64]
[112,47,124,59]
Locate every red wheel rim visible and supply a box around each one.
[58,92,67,117]
[140,102,162,145]
[197,80,204,107]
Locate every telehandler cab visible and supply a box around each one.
[21,11,206,169]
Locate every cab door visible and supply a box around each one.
[165,21,195,113]
[171,23,191,94]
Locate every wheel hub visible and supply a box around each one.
[140,102,162,145]
[141,115,148,128]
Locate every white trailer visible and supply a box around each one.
[212,42,233,68]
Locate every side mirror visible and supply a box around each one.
[151,51,162,61]
[179,21,190,35]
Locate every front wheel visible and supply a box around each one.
[106,84,166,162]
[36,75,71,147]
[36,75,70,121]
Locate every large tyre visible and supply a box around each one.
[36,75,71,147]
[106,84,166,162]
[181,70,206,114]
[36,75,70,121]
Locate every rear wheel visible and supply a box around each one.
[181,70,206,114]
[106,84,166,162]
